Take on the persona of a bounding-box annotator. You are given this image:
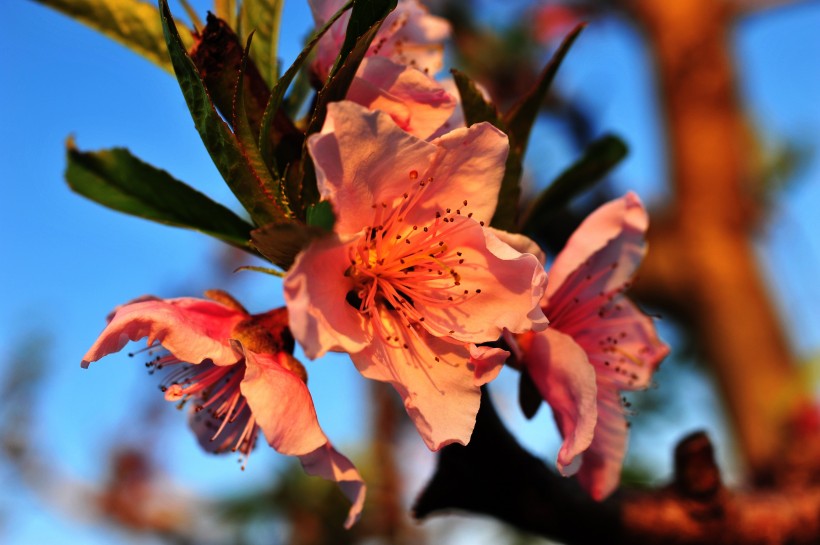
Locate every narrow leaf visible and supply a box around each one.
[504,24,585,157]
[233,33,293,220]
[159,0,289,225]
[330,0,398,80]
[451,69,520,231]
[65,140,253,248]
[239,0,285,88]
[33,0,193,73]
[451,69,503,128]
[520,134,628,236]
[258,0,354,174]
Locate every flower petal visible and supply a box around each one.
[351,309,481,450]
[284,234,370,359]
[81,297,245,368]
[414,216,548,342]
[308,101,437,236]
[469,344,509,386]
[299,443,367,529]
[410,121,509,229]
[523,328,598,476]
[347,57,456,140]
[546,192,647,300]
[571,297,669,391]
[576,383,628,500]
[240,351,329,456]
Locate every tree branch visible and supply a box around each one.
[414,389,820,545]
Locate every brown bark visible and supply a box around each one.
[626,0,807,480]
[415,390,820,545]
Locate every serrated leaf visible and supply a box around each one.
[159,0,289,225]
[233,33,294,221]
[451,69,503,128]
[258,0,354,180]
[520,134,628,237]
[518,368,543,420]
[191,14,303,175]
[504,24,585,157]
[239,0,285,88]
[65,140,253,248]
[33,0,193,73]
[306,200,336,231]
[251,222,325,270]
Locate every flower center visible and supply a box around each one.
[344,171,484,346]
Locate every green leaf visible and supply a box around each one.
[451,69,504,128]
[65,140,254,248]
[258,0,354,178]
[33,0,193,73]
[251,222,326,270]
[306,200,336,231]
[234,32,294,220]
[451,69,521,231]
[330,0,398,80]
[504,24,585,157]
[159,0,289,225]
[520,134,628,236]
[239,0,285,88]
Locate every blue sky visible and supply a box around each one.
[1,1,819,543]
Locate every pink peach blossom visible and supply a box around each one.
[81,293,366,528]
[519,192,669,500]
[347,57,456,140]
[310,0,450,82]
[285,101,548,451]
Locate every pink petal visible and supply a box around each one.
[413,121,509,229]
[487,227,546,264]
[374,0,450,75]
[347,57,456,140]
[414,216,548,341]
[568,297,669,391]
[469,344,509,386]
[523,328,598,476]
[240,351,329,456]
[546,192,647,300]
[299,443,367,529]
[284,234,370,359]
[81,297,245,368]
[576,382,628,500]
[308,101,437,236]
[351,308,482,450]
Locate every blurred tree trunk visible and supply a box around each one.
[628,0,806,481]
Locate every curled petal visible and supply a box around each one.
[576,384,628,500]
[81,297,245,368]
[284,234,370,359]
[469,345,509,386]
[523,328,598,476]
[546,191,647,300]
[488,227,546,265]
[299,443,367,529]
[347,57,456,140]
[351,310,481,450]
[240,351,328,456]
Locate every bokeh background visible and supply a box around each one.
[2,0,819,543]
